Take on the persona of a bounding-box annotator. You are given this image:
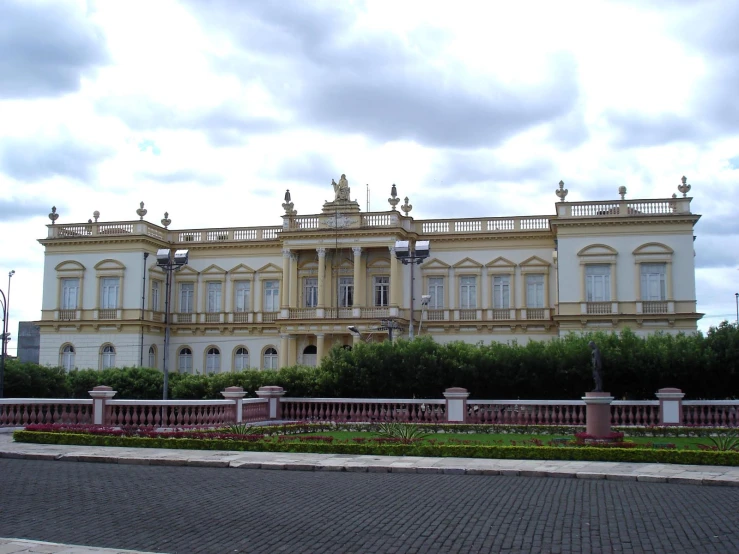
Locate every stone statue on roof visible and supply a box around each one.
[332,174,351,202]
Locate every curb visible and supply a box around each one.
[2,450,738,487]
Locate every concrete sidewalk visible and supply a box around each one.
[0,537,156,554]
[1,430,738,486]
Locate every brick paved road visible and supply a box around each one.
[1,459,737,554]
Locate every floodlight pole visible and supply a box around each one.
[0,289,6,399]
[394,241,430,340]
[735,292,738,326]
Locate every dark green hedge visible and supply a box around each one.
[4,322,739,400]
[13,430,739,466]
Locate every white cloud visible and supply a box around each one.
[0,0,736,353]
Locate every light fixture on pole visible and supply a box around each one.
[0,289,7,399]
[379,318,402,343]
[735,292,738,326]
[4,270,13,357]
[417,294,432,336]
[156,248,189,401]
[393,240,430,339]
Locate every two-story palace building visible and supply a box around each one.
[37,175,701,372]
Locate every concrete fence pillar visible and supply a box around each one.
[656,387,685,425]
[221,386,247,423]
[443,387,469,423]
[256,386,286,420]
[88,385,117,426]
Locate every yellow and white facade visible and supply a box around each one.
[37,177,702,372]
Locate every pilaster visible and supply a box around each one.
[289,252,299,308]
[317,248,326,308]
[281,249,290,308]
[389,246,399,308]
[316,333,325,363]
[352,247,363,307]
[279,334,289,369]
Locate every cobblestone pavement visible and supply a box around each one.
[1,459,738,554]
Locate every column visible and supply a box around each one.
[287,335,297,366]
[389,246,399,307]
[289,252,299,308]
[656,387,685,425]
[443,387,469,423]
[316,333,325,362]
[352,247,363,308]
[89,385,117,426]
[317,248,326,309]
[221,386,246,424]
[279,334,288,369]
[256,386,286,420]
[281,249,290,308]
[224,271,232,320]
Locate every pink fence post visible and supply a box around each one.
[256,386,285,420]
[221,386,246,424]
[443,388,469,423]
[89,386,116,426]
[655,387,685,425]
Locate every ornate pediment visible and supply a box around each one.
[453,257,483,268]
[229,263,256,274]
[486,256,516,268]
[421,258,451,270]
[201,264,227,275]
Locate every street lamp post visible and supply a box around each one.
[156,249,189,401]
[4,270,14,357]
[0,289,8,399]
[394,240,430,339]
[735,292,738,326]
[379,318,402,343]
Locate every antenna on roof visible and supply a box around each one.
[366,183,370,212]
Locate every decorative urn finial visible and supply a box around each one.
[93,210,100,223]
[388,184,400,211]
[618,186,627,200]
[555,180,568,202]
[161,212,171,229]
[282,189,297,216]
[678,175,691,197]
[136,201,147,220]
[48,206,59,225]
[401,196,413,215]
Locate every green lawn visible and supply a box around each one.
[299,431,707,449]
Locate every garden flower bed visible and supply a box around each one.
[12,423,739,466]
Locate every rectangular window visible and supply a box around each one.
[428,277,444,310]
[100,277,119,309]
[493,275,510,309]
[206,282,222,313]
[640,263,666,301]
[304,278,318,308]
[374,276,389,307]
[586,264,611,302]
[151,280,160,312]
[179,282,194,313]
[263,280,279,312]
[234,281,251,312]
[338,277,354,307]
[526,274,545,308]
[61,278,79,310]
[459,276,477,309]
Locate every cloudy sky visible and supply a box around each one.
[1,0,738,353]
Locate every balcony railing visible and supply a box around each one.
[58,309,77,321]
[288,308,317,319]
[557,198,691,218]
[98,309,118,320]
[262,312,278,323]
[458,309,477,321]
[586,302,613,315]
[174,313,194,324]
[643,301,669,314]
[526,308,546,320]
[416,216,549,235]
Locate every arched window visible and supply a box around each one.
[263,347,278,370]
[148,345,157,369]
[234,347,250,371]
[61,345,75,371]
[302,345,317,367]
[206,347,221,373]
[179,347,193,373]
[101,345,116,369]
